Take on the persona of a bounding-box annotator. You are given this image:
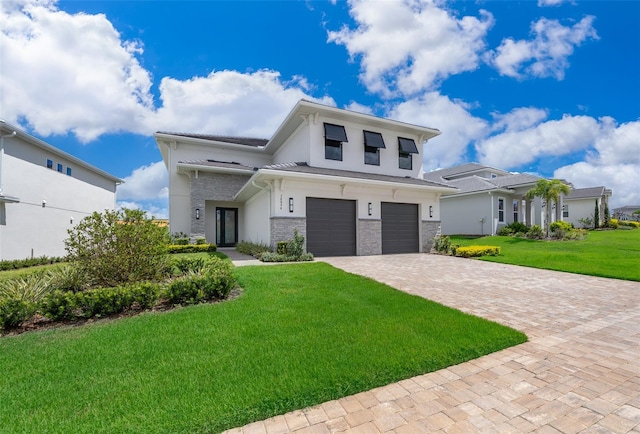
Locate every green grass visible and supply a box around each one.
[0,262,526,433]
[450,229,640,281]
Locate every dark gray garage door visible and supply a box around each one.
[382,202,419,254]
[306,198,356,257]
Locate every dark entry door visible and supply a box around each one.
[216,208,238,247]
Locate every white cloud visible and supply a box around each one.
[537,0,574,6]
[343,101,374,115]
[0,0,155,142]
[490,107,549,133]
[116,161,168,201]
[152,70,334,138]
[328,0,493,96]
[388,93,488,170]
[116,200,168,220]
[489,16,597,80]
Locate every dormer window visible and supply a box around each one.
[363,131,385,166]
[398,137,418,170]
[324,123,348,161]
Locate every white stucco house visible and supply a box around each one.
[156,99,457,256]
[0,120,121,261]
[564,186,612,228]
[423,163,565,236]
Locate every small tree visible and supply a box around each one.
[603,202,610,227]
[594,200,600,229]
[65,209,169,288]
[525,179,571,238]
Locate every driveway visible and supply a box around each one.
[225,254,640,433]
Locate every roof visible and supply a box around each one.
[565,186,609,200]
[435,173,542,196]
[156,132,268,148]
[423,163,510,181]
[0,120,122,184]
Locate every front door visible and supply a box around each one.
[216,208,238,247]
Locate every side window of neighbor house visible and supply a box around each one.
[398,137,418,170]
[563,204,569,218]
[57,163,63,173]
[513,200,519,222]
[363,130,385,166]
[498,198,505,223]
[324,123,348,161]
[46,159,53,169]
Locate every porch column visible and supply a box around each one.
[525,199,532,227]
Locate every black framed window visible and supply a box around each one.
[563,204,569,218]
[498,198,505,223]
[398,137,418,170]
[364,146,380,165]
[57,163,63,173]
[513,200,519,222]
[399,152,412,170]
[364,131,385,166]
[66,167,72,176]
[324,123,347,161]
[46,159,53,169]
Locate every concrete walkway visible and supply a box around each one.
[225,254,640,433]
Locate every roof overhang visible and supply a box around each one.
[234,168,458,202]
[176,161,256,176]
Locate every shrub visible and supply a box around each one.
[236,241,272,258]
[550,221,574,238]
[578,217,593,229]
[619,220,640,229]
[276,241,288,254]
[497,227,513,236]
[0,272,56,304]
[260,252,314,263]
[173,238,190,245]
[171,257,209,275]
[164,257,235,305]
[606,218,620,229]
[65,209,169,288]
[526,225,544,240]
[286,230,305,258]
[0,255,66,272]
[432,235,451,254]
[166,244,217,254]
[195,237,207,245]
[0,298,36,330]
[454,246,501,258]
[48,265,89,292]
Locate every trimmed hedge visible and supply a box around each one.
[0,256,66,271]
[164,257,235,305]
[0,298,36,330]
[454,245,501,258]
[167,244,217,254]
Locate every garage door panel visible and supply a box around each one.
[306,198,356,257]
[382,202,419,254]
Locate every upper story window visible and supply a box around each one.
[324,123,348,161]
[66,167,72,176]
[363,130,385,166]
[46,159,53,169]
[398,137,418,170]
[57,163,63,173]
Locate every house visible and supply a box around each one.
[423,163,563,235]
[613,205,640,221]
[0,120,121,261]
[563,186,612,228]
[155,99,457,256]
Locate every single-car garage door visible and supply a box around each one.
[382,202,419,254]
[306,198,356,257]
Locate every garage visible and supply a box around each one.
[306,198,356,257]
[381,202,419,254]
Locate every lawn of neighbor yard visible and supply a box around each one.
[0,262,526,433]
[450,229,640,281]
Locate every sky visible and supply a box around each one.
[1,0,638,218]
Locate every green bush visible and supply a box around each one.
[0,255,66,271]
[276,241,288,254]
[497,227,513,236]
[0,298,36,330]
[432,235,451,253]
[164,257,235,305]
[526,225,544,239]
[619,220,640,229]
[65,209,169,288]
[286,230,305,258]
[260,252,314,262]
[173,238,190,245]
[454,245,501,258]
[166,244,217,254]
[40,290,80,321]
[195,238,207,245]
[0,271,56,304]
[236,241,272,258]
[171,257,209,275]
[48,265,89,292]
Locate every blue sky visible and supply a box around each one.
[1,0,638,217]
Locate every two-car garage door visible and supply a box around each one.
[306,198,419,257]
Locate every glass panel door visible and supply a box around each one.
[216,208,238,247]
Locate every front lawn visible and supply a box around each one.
[0,262,526,433]
[450,229,640,281]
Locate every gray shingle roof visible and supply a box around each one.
[423,163,509,181]
[490,173,542,188]
[442,173,542,195]
[566,186,606,200]
[157,132,268,147]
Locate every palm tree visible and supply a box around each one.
[525,179,571,238]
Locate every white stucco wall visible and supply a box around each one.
[440,195,492,235]
[564,198,599,228]
[0,140,117,260]
[272,124,310,164]
[242,190,271,245]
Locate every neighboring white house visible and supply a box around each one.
[564,186,612,228]
[156,99,457,256]
[0,120,121,261]
[613,205,640,221]
[424,163,564,235]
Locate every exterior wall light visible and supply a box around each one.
[42,200,46,208]
[368,202,372,216]
[289,198,294,213]
[429,205,433,218]
[195,208,200,219]
[70,216,74,224]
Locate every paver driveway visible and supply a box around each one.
[225,254,640,433]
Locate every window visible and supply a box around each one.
[324,123,347,161]
[46,159,53,169]
[398,137,418,170]
[513,200,519,223]
[491,173,498,179]
[57,163,63,173]
[498,198,505,223]
[363,130,385,166]
[563,204,569,218]
[66,167,72,176]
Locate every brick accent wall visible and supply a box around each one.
[358,219,382,256]
[422,221,441,253]
[271,217,307,251]
[189,172,250,236]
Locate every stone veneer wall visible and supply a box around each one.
[271,217,307,251]
[189,172,251,237]
[358,219,382,256]
[422,221,441,253]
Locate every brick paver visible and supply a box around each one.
[224,254,640,433]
